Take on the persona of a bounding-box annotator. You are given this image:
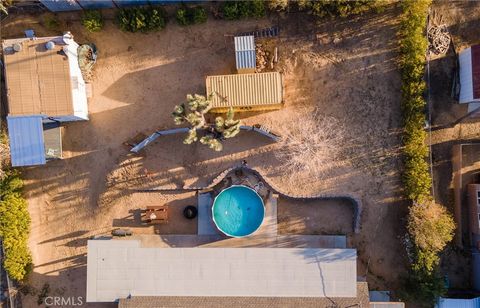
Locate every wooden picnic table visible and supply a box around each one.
[143,205,168,224]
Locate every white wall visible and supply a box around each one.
[63,41,89,120]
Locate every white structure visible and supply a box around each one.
[2,33,89,166]
[459,45,480,112]
[87,240,357,302]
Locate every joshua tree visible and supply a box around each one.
[172,94,241,151]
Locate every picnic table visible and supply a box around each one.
[143,205,168,224]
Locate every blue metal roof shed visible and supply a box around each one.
[234,35,256,73]
[7,116,46,167]
[436,297,480,308]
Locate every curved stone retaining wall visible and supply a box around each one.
[138,164,362,234]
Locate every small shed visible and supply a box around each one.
[7,116,62,167]
[206,72,283,113]
[459,45,480,104]
[436,297,480,308]
[234,35,256,74]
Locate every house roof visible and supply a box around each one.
[206,72,283,111]
[87,240,357,303]
[2,37,74,116]
[117,282,370,308]
[7,115,46,167]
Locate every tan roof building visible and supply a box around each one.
[2,33,89,167]
[2,34,88,120]
[206,72,283,112]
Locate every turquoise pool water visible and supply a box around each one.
[212,185,265,237]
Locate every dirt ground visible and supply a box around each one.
[2,3,407,306]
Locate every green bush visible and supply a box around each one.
[0,170,32,282]
[296,0,385,18]
[176,6,207,26]
[116,6,166,33]
[398,0,456,304]
[82,10,104,32]
[221,0,265,20]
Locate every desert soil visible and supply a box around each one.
[2,4,407,306]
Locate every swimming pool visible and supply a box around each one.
[212,185,265,237]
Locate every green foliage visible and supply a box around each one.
[82,10,104,32]
[0,170,32,282]
[408,201,455,271]
[296,0,385,18]
[176,6,207,26]
[116,6,166,33]
[172,94,241,151]
[398,0,455,304]
[43,15,60,31]
[221,0,265,20]
[403,269,447,306]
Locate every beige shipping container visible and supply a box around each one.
[206,72,283,113]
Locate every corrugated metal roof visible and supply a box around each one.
[206,72,283,110]
[234,36,255,51]
[436,297,480,308]
[87,240,357,302]
[2,37,74,116]
[235,36,256,70]
[39,0,82,11]
[7,116,46,167]
[472,45,480,99]
[236,50,256,70]
[76,0,115,9]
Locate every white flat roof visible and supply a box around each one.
[87,240,357,302]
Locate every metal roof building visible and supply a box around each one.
[436,297,480,308]
[234,36,256,74]
[459,45,480,104]
[7,116,63,167]
[7,116,46,167]
[2,33,87,167]
[2,35,88,121]
[206,72,283,112]
[87,240,357,303]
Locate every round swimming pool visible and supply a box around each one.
[212,185,265,237]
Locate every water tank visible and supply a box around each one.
[45,41,55,50]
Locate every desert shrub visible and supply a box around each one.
[0,170,32,282]
[275,109,346,179]
[296,0,385,18]
[43,14,60,31]
[176,6,207,26]
[408,201,455,271]
[82,10,103,32]
[0,0,13,15]
[399,0,455,304]
[221,0,265,20]
[267,0,289,11]
[116,6,166,33]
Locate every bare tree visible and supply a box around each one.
[275,109,346,178]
